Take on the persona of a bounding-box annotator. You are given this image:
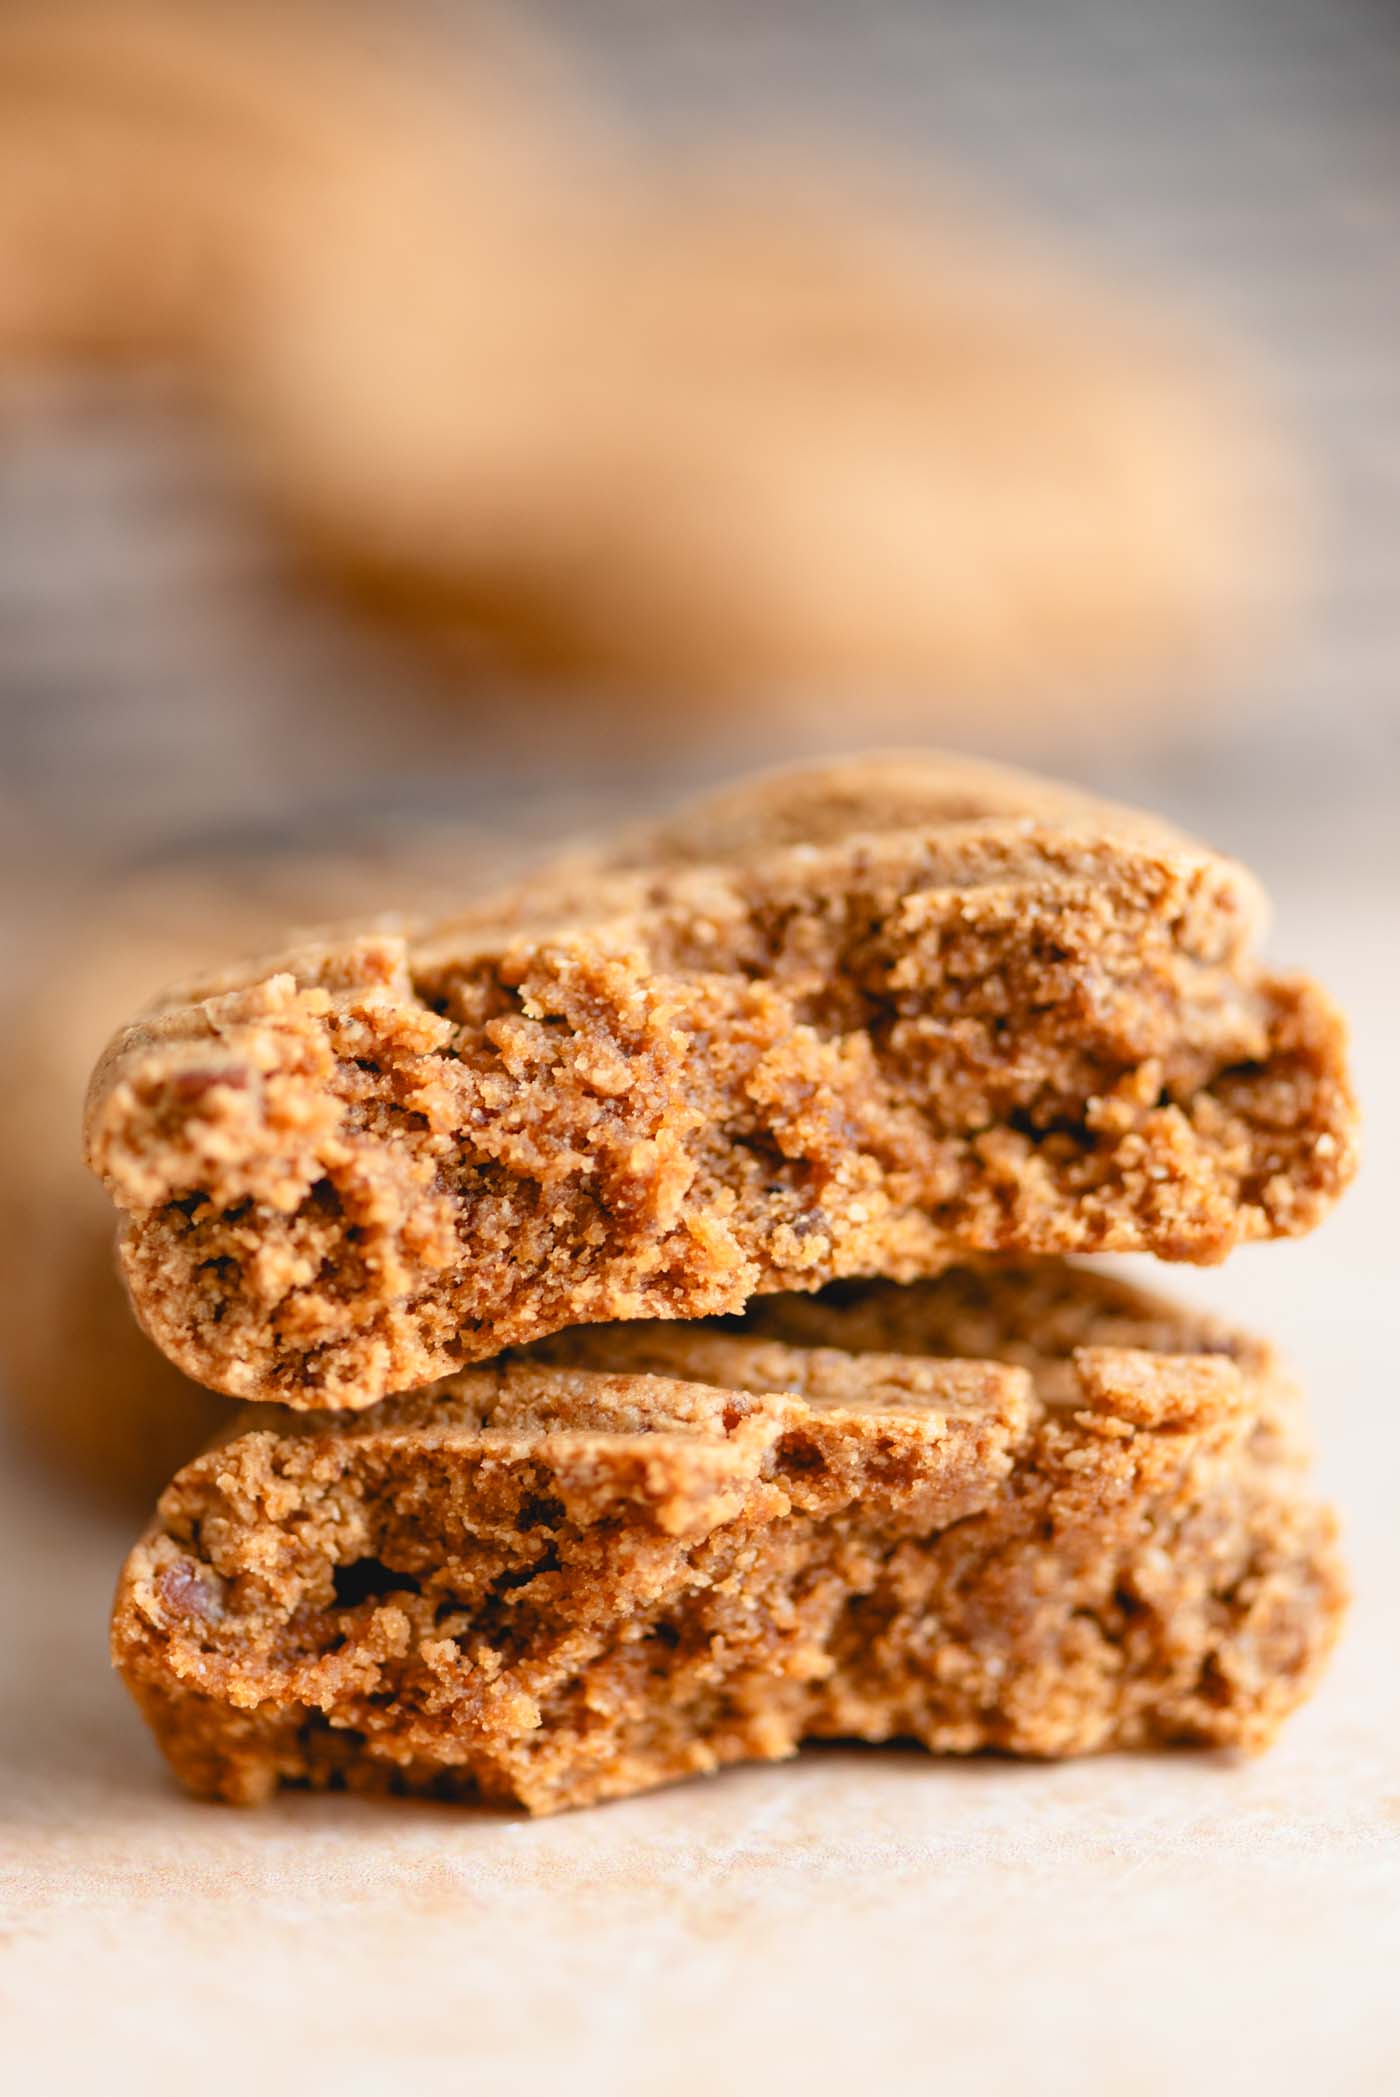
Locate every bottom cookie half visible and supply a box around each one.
[111,1265,1345,1815]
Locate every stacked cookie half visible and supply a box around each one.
[88,755,1358,1813]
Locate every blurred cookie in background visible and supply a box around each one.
[0,0,584,368]
[0,0,1302,727]
[243,165,1299,708]
[0,822,505,1508]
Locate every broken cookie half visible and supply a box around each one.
[112,1263,1345,1816]
[85,753,1357,1410]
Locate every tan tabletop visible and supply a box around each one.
[3,875,1396,2094]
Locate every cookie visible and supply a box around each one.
[111,1262,1345,1815]
[0,0,574,367]
[610,748,1182,867]
[83,754,1357,1411]
[540,1255,1273,1405]
[0,3,1297,703]
[238,164,1296,702]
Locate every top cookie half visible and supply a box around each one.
[84,753,1357,1408]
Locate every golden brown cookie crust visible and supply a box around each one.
[612,749,1184,866]
[111,1263,1345,1816]
[84,756,1357,1410]
[544,1255,1277,1411]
